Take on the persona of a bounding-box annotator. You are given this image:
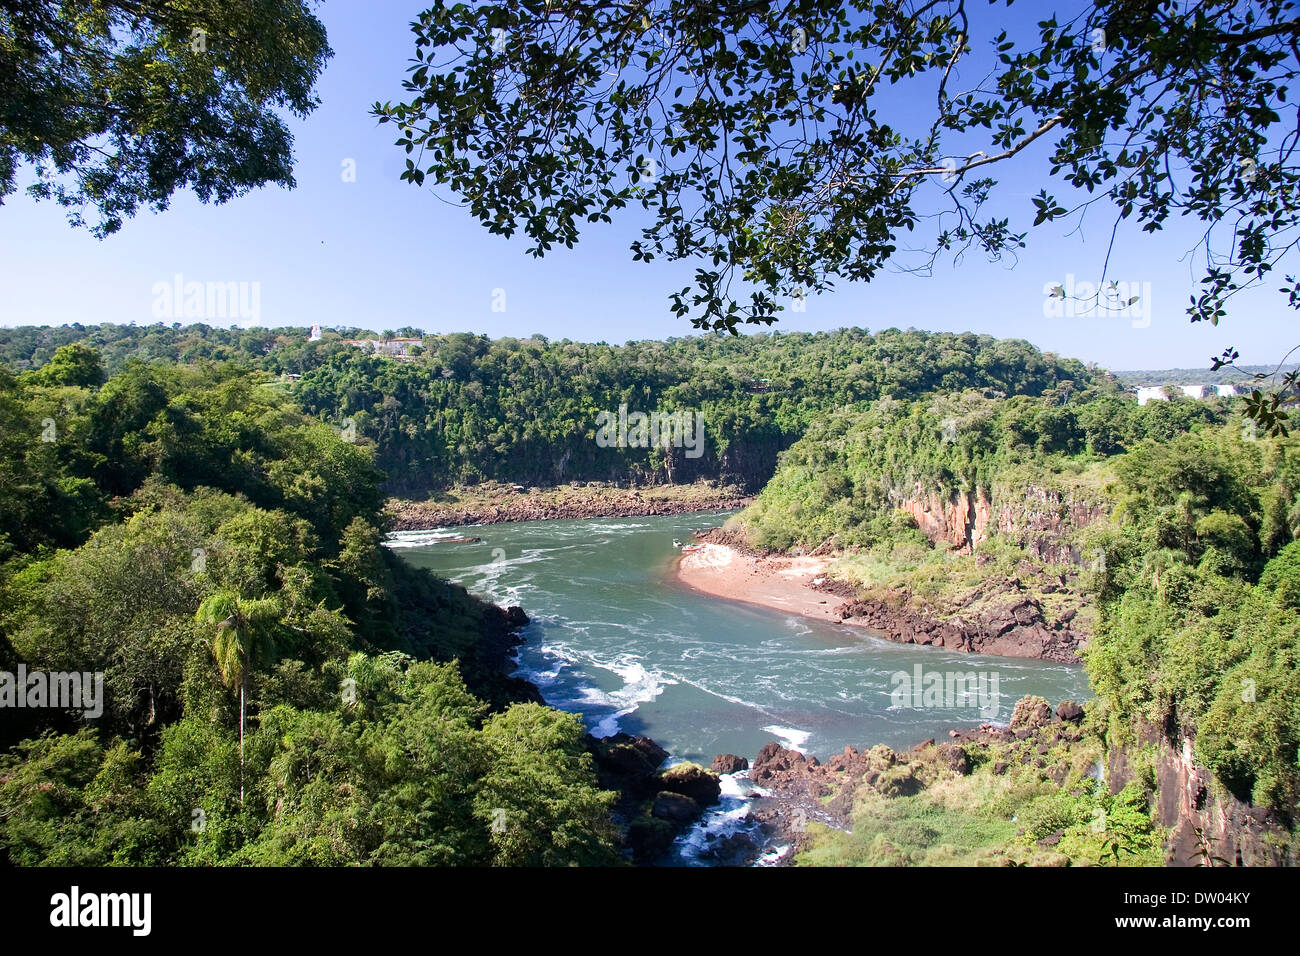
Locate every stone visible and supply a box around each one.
[651,791,702,824]
[711,754,749,774]
[1036,828,1065,847]
[656,763,722,806]
[1010,695,1053,732]
[935,743,970,776]
[1056,700,1085,723]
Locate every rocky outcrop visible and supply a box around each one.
[712,754,749,774]
[586,738,725,864]
[1108,730,1296,866]
[651,791,702,824]
[891,484,1108,561]
[994,486,1111,564]
[747,697,1096,863]
[587,733,669,796]
[1010,696,1054,732]
[1056,700,1085,723]
[898,488,992,553]
[386,483,753,531]
[656,763,723,805]
[466,596,544,708]
[833,591,1085,663]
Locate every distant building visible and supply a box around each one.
[308,324,322,342]
[340,337,424,357]
[1135,383,1235,405]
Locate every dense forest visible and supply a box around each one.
[0,324,1108,493]
[0,347,618,865]
[730,390,1231,551]
[1088,427,1300,813]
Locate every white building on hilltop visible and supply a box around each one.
[340,337,424,358]
[1135,383,1237,405]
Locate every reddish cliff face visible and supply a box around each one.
[898,489,991,551]
[1108,732,1295,866]
[894,485,1109,562]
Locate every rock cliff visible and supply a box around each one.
[1108,729,1297,866]
[892,483,1108,561]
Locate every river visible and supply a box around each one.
[386,511,1091,763]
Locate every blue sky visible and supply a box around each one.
[0,0,1294,372]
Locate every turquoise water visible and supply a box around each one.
[388,512,1091,763]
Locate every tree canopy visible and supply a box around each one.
[379,0,1300,423]
[1,0,331,236]
[0,354,621,865]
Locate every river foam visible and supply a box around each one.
[672,770,764,866]
[761,725,812,753]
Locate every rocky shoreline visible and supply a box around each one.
[738,696,1094,865]
[684,528,1087,664]
[488,602,734,863]
[831,591,1084,664]
[385,481,753,531]
[577,695,1101,867]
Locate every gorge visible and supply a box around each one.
[386,511,1095,864]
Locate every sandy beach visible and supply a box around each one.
[675,541,1087,663]
[675,542,848,624]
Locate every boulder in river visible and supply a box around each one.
[711,754,749,774]
[651,791,703,824]
[655,762,722,806]
[587,733,668,796]
[751,741,805,781]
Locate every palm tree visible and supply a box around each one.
[195,590,282,803]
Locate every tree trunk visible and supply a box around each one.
[239,675,246,805]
